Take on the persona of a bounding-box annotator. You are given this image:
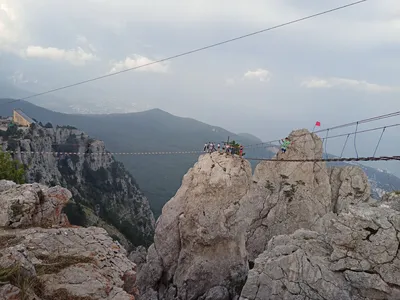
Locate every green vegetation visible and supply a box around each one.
[35,254,94,275]
[0,149,25,183]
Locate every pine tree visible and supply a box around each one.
[0,150,25,184]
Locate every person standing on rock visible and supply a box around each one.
[217,143,221,152]
[204,143,208,152]
[239,145,244,157]
[280,137,291,153]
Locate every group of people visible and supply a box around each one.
[203,142,244,157]
[202,136,290,158]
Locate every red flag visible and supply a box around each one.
[315,121,321,127]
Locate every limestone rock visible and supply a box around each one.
[0,284,22,300]
[0,180,16,193]
[138,129,380,299]
[0,181,139,300]
[329,166,371,213]
[0,181,71,228]
[0,226,138,300]
[239,129,333,261]
[138,152,253,300]
[128,245,148,273]
[240,203,400,300]
[381,191,400,211]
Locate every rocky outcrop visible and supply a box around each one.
[138,153,253,300]
[381,191,400,211]
[0,124,155,248]
[138,128,392,300]
[0,180,138,300]
[0,180,70,228]
[240,203,400,300]
[239,130,332,261]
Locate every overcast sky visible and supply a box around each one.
[1,0,400,170]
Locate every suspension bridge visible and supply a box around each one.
[2,109,400,164]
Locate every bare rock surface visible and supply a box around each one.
[0,181,138,300]
[138,152,253,300]
[0,181,71,228]
[240,203,400,300]
[138,129,397,300]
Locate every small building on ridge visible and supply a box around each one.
[13,109,36,127]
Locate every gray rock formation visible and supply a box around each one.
[137,153,253,300]
[138,128,393,300]
[240,203,400,299]
[381,191,400,211]
[0,181,138,300]
[0,124,155,248]
[0,180,70,228]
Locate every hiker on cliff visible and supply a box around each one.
[207,142,211,153]
[217,143,221,152]
[280,137,291,153]
[204,143,208,152]
[210,142,215,153]
[239,145,244,157]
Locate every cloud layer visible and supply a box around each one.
[23,46,97,65]
[244,69,271,82]
[301,77,399,93]
[109,54,169,74]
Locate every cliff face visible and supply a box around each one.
[138,129,400,300]
[0,123,155,248]
[0,180,139,300]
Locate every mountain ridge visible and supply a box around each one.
[0,119,155,249]
[1,99,400,217]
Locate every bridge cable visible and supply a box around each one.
[324,129,330,160]
[373,127,386,157]
[340,134,350,158]
[353,122,359,158]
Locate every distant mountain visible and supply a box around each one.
[1,99,399,217]
[0,99,269,217]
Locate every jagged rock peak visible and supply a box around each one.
[138,152,253,300]
[0,181,139,299]
[240,202,400,300]
[0,124,155,249]
[138,129,378,300]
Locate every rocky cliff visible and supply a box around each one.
[0,180,138,300]
[0,123,155,249]
[138,129,400,300]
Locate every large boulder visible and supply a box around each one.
[238,129,333,261]
[0,181,139,300]
[138,152,253,300]
[240,203,400,300]
[0,181,71,228]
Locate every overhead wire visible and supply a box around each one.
[244,115,400,149]
[2,0,369,106]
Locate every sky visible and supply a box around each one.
[1,0,400,172]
